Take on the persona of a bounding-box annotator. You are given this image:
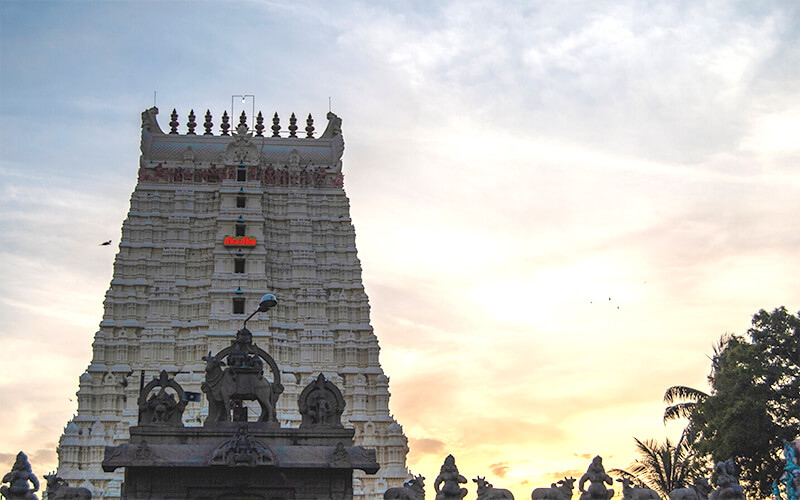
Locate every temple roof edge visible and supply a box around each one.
[139,107,344,167]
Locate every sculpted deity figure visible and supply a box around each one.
[578,456,614,500]
[709,459,745,500]
[780,441,799,500]
[434,455,468,500]
[1,452,39,500]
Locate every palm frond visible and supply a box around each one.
[663,402,697,423]
[618,432,698,499]
[663,386,708,405]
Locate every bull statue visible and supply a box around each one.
[201,350,274,424]
[669,478,712,500]
[43,474,92,500]
[385,475,425,500]
[616,478,659,500]
[474,476,514,500]
[532,477,577,500]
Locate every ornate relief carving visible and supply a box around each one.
[298,373,346,429]
[222,125,260,166]
[208,427,275,467]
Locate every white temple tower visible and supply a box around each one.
[57,107,410,499]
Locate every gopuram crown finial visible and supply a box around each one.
[271,112,281,137]
[255,111,265,137]
[305,113,315,138]
[169,109,179,134]
[220,111,231,136]
[203,110,213,135]
[187,109,197,135]
[288,112,298,138]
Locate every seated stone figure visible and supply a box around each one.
[709,459,745,500]
[578,456,614,500]
[1,452,39,500]
[434,455,468,500]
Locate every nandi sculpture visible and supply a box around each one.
[532,477,577,500]
[201,294,284,425]
[669,478,712,500]
[616,478,659,500]
[384,475,425,500]
[43,474,92,500]
[474,476,514,500]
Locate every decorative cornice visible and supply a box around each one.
[140,107,345,171]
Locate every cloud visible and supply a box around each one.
[490,462,511,478]
[409,437,446,455]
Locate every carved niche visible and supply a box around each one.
[298,373,346,429]
[208,427,276,467]
[137,370,187,426]
[222,124,260,166]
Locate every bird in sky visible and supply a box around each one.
[100,240,112,246]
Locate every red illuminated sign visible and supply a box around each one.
[224,236,256,246]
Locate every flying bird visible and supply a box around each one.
[100,240,112,246]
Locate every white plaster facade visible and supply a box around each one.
[56,107,410,499]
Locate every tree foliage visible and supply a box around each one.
[612,431,699,499]
[689,307,800,499]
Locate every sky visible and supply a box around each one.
[1,1,799,498]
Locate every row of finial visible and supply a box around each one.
[168,109,315,138]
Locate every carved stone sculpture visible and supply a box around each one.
[42,475,91,500]
[137,370,186,426]
[578,456,614,500]
[669,478,711,500]
[780,440,800,500]
[474,476,514,500]
[709,459,745,500]
[616,478,659,500]
[201,327,284,425]
[384,475,425,500]
[207,427,275,467]
[1,452,39,500]
[434,455,468,500]
[298,373,346,429]
[532,477,576,500]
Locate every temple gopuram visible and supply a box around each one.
[56,105,409,499]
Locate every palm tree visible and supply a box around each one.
[611,431,698,499]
